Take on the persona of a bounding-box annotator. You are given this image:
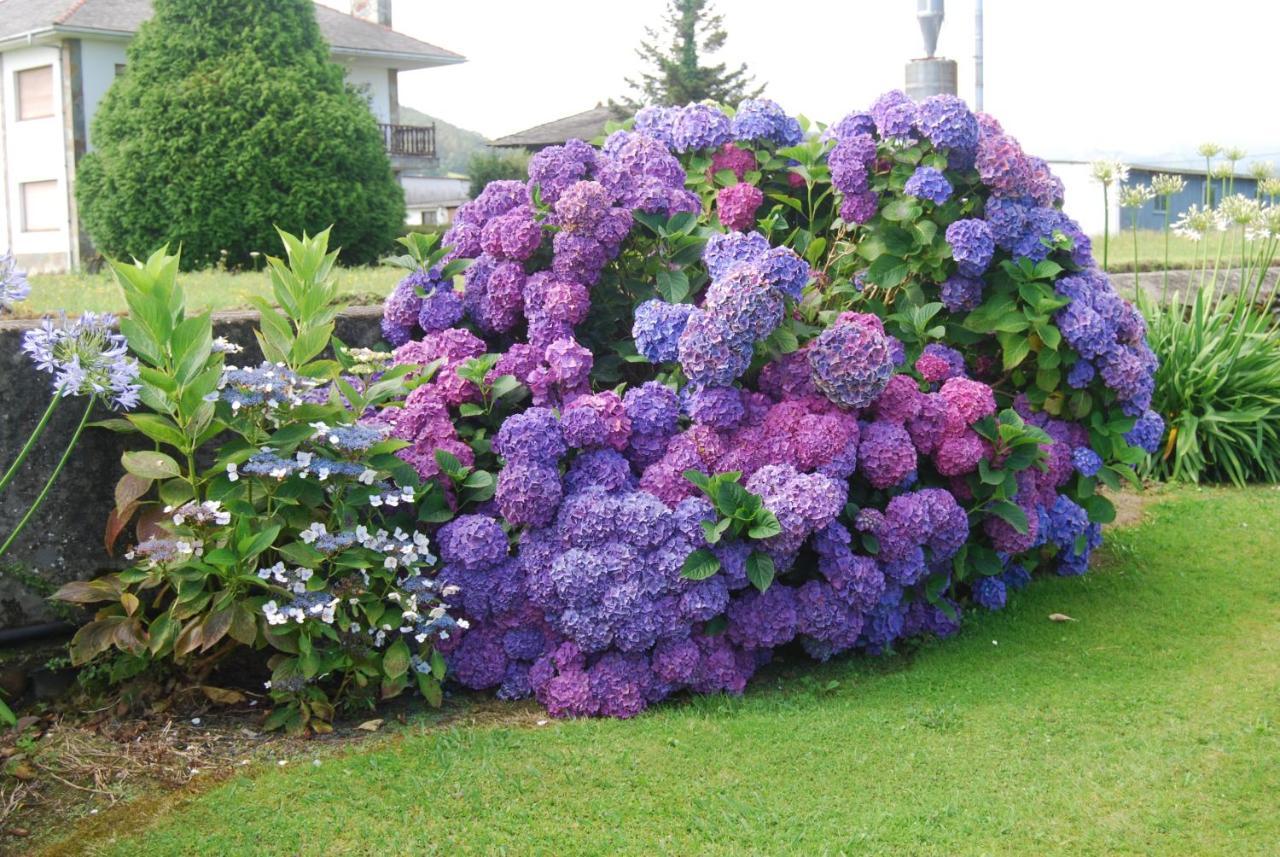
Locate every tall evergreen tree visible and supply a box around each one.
[623,0,764,107]
[77,0,404,269]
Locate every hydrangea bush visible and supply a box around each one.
[372,92,1161,719]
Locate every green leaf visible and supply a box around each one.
[746,551,776,592]
[746,510,782,540]
[997,331,1032,371]
[237,524,282,561]
[121,450,181,479]
[987,500,1029,535]
[126,413,189,450]
[1081,494,1116,524]
[383,638,410,679]
[680,549,721,581]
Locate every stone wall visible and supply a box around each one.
[0,306,384,630]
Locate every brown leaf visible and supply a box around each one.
[135,506,168,543]
[53,577,124,604]
[200,606,233,652]
[201,686,247,705]
[355,719,383,732]
[112,617,148,654]
[174,618,204,658]
[9,763,36,781]
[228,603,258,646]
[104,502,137,556]
[1048,613,1077,622]
[69,616,128,665]
[114,473,153,515]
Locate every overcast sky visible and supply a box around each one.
[321,0,1279,168]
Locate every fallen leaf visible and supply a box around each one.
[355,719,383,732]
[9,763,36,781]
[9,827,30,837]
[201,686,246,705]
[1048,613,1077,622]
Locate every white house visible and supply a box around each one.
[0,0,464,273]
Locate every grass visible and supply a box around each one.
[6,231,1259,320]
[40,485,1280,856]
[1096,229,1215,273]
[11,266,403,320]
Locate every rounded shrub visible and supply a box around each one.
[77,0,404,269]
[370,94,1162,718]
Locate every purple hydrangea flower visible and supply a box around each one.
[1124,409,1165,454]
[915,94,979,168]
[945,219,995,277]
[731,98,803,146]
[717,183,764,231]
[903,166,952,205]
[869,90,918,141]
[437,515,508,571]
[939,274,983,312]
[808,314,895,409]
[670,103,732,152]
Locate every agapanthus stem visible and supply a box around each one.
[0,396,60,495]
[1102,185,1110,270]
[1161,205,1171,303]
[1132,218,1140,293]
[0,396,96,559]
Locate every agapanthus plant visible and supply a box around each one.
[1,309,140,559]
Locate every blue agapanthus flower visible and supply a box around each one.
[20,311,140,410]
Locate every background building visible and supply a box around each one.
[0,0,463,272]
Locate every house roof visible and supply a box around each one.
[490,105,625,149]
[0,0,465,68]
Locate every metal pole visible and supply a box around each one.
[974,0,984,111]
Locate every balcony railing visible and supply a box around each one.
[380,123,436,159]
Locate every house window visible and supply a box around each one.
[16,65,55,120]
[21,181,61,232]
[1153,194,1168,213]
[114,63,127,77]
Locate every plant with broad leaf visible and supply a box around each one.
[52,230,460,733]
[679,470,782,591]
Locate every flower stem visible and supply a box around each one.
[0,396,60,495]
[1132,216,1140,293]
[0,396,97,559]
[1102,184,1110,270]
[1161,203,1171,303]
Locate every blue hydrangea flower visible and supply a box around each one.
[903,166,952,205]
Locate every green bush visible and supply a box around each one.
[466,149,529,199]
[77,0,404,270]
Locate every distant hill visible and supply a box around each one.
[399,106,493,176]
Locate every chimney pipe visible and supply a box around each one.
[350,0,392,27]
[917,0,944,58]
[975,0,984,111]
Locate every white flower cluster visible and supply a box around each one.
[1089,159,1130,187]
[355,524,435,569]
[166,500,231,527]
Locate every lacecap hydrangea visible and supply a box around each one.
[375,92,1161,719]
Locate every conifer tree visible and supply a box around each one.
[623,0,764,107]
[77,0,404,268]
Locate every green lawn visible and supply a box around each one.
[7,231,1245,320]
[49,486,1280,856]
[1097,229,1213,273]
[11,266,403,320]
